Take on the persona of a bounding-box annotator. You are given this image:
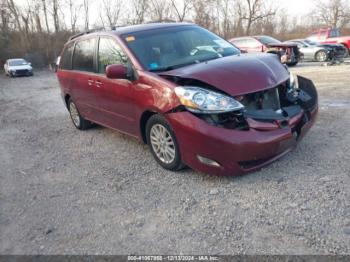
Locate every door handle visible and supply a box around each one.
[95,80,103,87]
[87,79,94,86]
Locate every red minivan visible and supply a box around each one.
[57,23,318,176]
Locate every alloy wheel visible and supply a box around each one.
[69,102,80,127]
[316,51,327,62]
[150,124,176,164]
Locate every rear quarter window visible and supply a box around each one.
[72,38,96,72]
[60,42,74,70]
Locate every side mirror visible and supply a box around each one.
[28,62,32,66]
[106,64,128,79]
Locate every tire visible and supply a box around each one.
[67,98,91,130]
[315,50,328,62]
[146,114,185,171]
[343,46,349,58]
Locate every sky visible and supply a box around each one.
[278,0,316,16]
[13,0,319,28]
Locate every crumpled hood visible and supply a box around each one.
[160,53,290,96]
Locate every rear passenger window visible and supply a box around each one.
[73,38,96,72]
[245,38,260,48]
[98,38,128,74]
[60,42,74,70]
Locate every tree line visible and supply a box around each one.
[1,0,350,67]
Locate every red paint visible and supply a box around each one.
[106,64,128,79]
[229,36,300,65]
[57,23,318,176]
[307,28,350,51]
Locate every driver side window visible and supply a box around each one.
[98,37,128,74]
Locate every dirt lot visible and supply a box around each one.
[0,61,350,255]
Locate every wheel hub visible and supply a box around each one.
[150,124,176,164]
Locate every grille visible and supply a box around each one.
[16,69,28,74]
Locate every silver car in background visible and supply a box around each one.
[285,39,347,62]
[285,39,329,62]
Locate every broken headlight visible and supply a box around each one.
[174,86,244,114]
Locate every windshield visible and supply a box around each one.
[304,39,319,45]
[256,36,281,45]
[122,26,240,72]
[9,59,28,66]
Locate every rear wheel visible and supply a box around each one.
[68,98,91,130]
[146,114,185,171]
[315,50,328,62]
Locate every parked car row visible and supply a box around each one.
[228,28,349,65]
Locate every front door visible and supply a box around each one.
[92,37,137,136]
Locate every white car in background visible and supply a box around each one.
[4,58,33,77]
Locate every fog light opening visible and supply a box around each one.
[197,155,221,167]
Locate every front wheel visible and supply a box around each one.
[68,98,91,130]
[146,114,185,171]
[315,50,328,62]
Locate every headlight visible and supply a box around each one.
[174,86,244,114]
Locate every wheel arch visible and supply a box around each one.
[64,94,71,108]
[140,110,157,144]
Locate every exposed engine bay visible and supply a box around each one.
[197,76,317,135]
[163,74,318,135]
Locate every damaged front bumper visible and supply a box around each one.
[166,76,318,176]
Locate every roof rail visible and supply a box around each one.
[146,19,176,24]
[68,27,104,41]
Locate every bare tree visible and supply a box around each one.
[313,0,350,29]
[0,1,10,31]
[7,0,22,31]
[238,0,276,35]
[150,0,172,22]
[41,0,50,33]
[193,0,216,30]
[130,0,149,24]
[33,0,43,33]
[83,0,89,30]
[52,0,59,32]
[67,0,80,33]
[217,0,235,38]
[170,0,193,22]
[100,0,123,28]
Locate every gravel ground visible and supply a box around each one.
[0,61,350,255]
